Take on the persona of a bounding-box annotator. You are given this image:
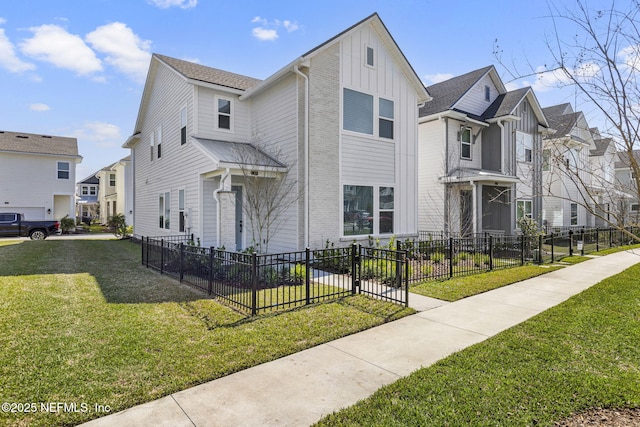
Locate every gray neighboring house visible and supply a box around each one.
[418,66,548,236]
[614,149,640,225]
[123,13,430,252]
[0,130,82,221]
[76,172,100,223]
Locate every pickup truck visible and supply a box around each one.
[0,213,60,240]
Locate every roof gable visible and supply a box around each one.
[0,130,80,157]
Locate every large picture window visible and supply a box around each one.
[516,199,532,222]
[516,131,533,163]
[343,185,394,236]
[343,89,373,135]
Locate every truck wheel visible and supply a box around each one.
[29,230,46,240]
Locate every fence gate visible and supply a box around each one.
[353,244,409,307]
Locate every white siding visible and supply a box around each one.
[418,119,447,231]
[455,74,500,116]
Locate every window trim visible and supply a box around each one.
[378,97,394,140]
[215,96,233,131]
[460,126,472,160]
[180,107,187,145]
[342,87,395,142]
[156,126,163,159]
[484,85,490,102]
[570,202,578,225]
[109,173,116,187]
[365,45,375,68]
[159,191,171,230]
[342,184,395,237]
[516,131,533,163]
[178,189,186,233]
[57,161,70,180]
[516,199,533,223]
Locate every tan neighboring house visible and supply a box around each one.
[96,156,133,226]
[0,130,82,220]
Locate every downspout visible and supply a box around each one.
[212,168,230,248]
[444,117,450,234]
[293,63,309,248]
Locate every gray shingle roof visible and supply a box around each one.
[155,54,262,91]
[481,87,530,119]
[0,130,79,157]
[590,138,612,156]
[419,66,494,117]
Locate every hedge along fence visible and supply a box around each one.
[138,237,409,315]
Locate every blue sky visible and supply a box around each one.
[0,0,607,179]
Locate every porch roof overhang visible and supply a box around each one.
[439,170,520,185]
[192,137,288,179]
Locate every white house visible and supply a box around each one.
[95,156,133,226]
[418,66,548,236]
[123,13,430,252]
[0,130,81,221]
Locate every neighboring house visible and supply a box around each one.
[614,149,640,225]
[76,172,100,223]
[541,103,601,229]
[123,13,430,252]
[0,130,82,221]
[96,156,133,226]
[418,66,548,236]
[588,127,621,227]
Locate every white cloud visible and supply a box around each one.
[72,121,122,148]
[252,27,278,41]
[423,73,454,85]
[619,44,640,72]
[20,24,102,76]
[251,16,299,41]
[0,28,36,73]
[86,22,152,83]
[147,0,197,9]
[0,18,6,25]
[29,103,50,112]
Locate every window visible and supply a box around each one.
[179,189,185,232]
[81,186,89,195]
[632,204,639,212]
[150,132,154,161]
[217,98,231,130]
[156,127,162,158]
[89,186,96,196]
[484,85,490,102]
[516,131,533,163]
[365,46,375,67]
[109,173,116,186]
[180,107,187,145]
[379,187,394,234]
[57,162,69,179]
[542,149,551,171]
[343,89,373,135]
[460,126,472,160]
[516,200,533,222]
[379,98,394,139]
[343,185,394,236]
[522,100,528,113]
[570,203,578,225]
[159,192,170,230]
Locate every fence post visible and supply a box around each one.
[596,228,600,252]
[551,233,555,262]
[251,252,258,316]
[351,243,359,295]
[609,227,613,248]
[160,239,165,275]
[144,236,149,268]
[448,237,454,279]
[305,247,311,306]
[538,234,543,264]
[569,230,574,257]
[580,229,585,256]
[179,243,184,282]
[208,247,213,295]
[520,234,524,266]
[396,240,402,290]
[141,235,145,266]
[489,235,493,270]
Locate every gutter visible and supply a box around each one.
[293,63,310,248]
[212,168,231,247]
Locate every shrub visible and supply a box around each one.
[288,264,306,285]
[473,253,490,267]
[60,215,75,234]
[420,264,432,277]
[430,252,446,264]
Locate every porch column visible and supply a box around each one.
[218,191,236,250]
[471,181,478,235]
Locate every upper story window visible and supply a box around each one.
[460,127,472,160]
[57,162,70,179]
[542,149,551,171]
[516,131,533,163]
[150,132,155,161]
[156,127,162,159]
[365,46,375,67]
[109,173,116,186]
[485,85,490,102]
[522,100,528,114]
[180,107,187,145]
[343,88,395,140]
[217,98,231,130]
[379,98,394,139]
[81,186,88,195]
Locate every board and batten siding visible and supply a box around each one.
[339,23,420,238]
[418,119,447,231]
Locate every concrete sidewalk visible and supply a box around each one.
[81,250,640,427]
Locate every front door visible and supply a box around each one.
[232,185,243,251]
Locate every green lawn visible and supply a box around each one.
[411,264,564,301]
[316,262,640,426]
[0,239,413,426]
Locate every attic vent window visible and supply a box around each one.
[485,85,490,102]
[42,135,52,138]
[366,46,374,67]
[16,135,29,139]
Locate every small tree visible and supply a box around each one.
[60,215,75,234]
[107,213,129,239]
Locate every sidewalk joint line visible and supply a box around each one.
[171,395,197,427]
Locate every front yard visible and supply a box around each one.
[0,239,412,426]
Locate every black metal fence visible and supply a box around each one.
[139,237,409,315]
